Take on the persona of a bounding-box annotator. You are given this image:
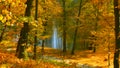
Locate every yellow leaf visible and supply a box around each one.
[7,0,12,3]
[11,2,16,7]
[6,14,11,20]
[0,14,3,21]
[6,21,11,26]
[2,9,9,14]
[2,17,6,23]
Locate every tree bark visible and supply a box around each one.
[41,40,45,56]
[0,25,6,42]
[40,0,48,56]
[92,3,99,53]
[113,0,120,68]
[71,0,82,55]
[33,0,38,60]
[62,0,67,53]
[16,0,33,59]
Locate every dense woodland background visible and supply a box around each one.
[0,0,120,68]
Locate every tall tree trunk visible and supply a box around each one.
[71,0,82,55]
[113,0,120,68]
[92,4,99,53]
[40,0,47,56]
[33,0,38,60]
[16,0,33,59]
[62,0,67,53]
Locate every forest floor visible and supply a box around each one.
[0,41,114,68]
[40,47,114,68]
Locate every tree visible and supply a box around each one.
[71,0,82,55]
[16,0,33,58]
[33,0,38,60]
[62,0,67,53]
[113,0,120,68]
[41,0,47,56]
[92,1,99,53]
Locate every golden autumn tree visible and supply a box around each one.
[0,0,26,43]
[16,0,33,59]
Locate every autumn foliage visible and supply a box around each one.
[0,0,119,68]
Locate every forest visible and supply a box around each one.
[0,0,120,68]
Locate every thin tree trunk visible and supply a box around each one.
[0,25,6,42]
[41,40,45,55]
[62,0,67,53]
[113,0,120,68]
[92,4,99,53]
[16,0,33,58]
[33,0,38,60]
[93,22,97,53]
[40,0,47,56]
[71,0,82,55]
